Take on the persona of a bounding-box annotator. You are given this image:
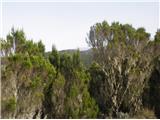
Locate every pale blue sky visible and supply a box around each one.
[1,0,159,51]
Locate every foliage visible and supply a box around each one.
[49,45,60,72]
[5,97,17,112]
[142,55,160,118]
[1,25,160,119]
[87,21,156,118]
[1,28,45,57]
[59,50,98,118]
[155,29,160,43]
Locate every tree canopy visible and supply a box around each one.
[1,22,160,118]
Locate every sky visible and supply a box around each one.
[0,0,159,51]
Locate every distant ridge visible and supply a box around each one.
[59,48,93,67]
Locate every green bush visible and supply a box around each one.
[5,97,16,112]
[22,59,32,69]
[30,76,41,89]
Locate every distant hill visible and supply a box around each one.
[45,49,93,67]
[60,49,93,67]
[59,49,93,67]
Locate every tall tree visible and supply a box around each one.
[154,29,160,43]
[38,40,45,55]
[49,45,60,73]
[87,21,152,118]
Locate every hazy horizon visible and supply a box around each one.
[1,0,159,51]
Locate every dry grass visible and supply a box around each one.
[134,108,156,119]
